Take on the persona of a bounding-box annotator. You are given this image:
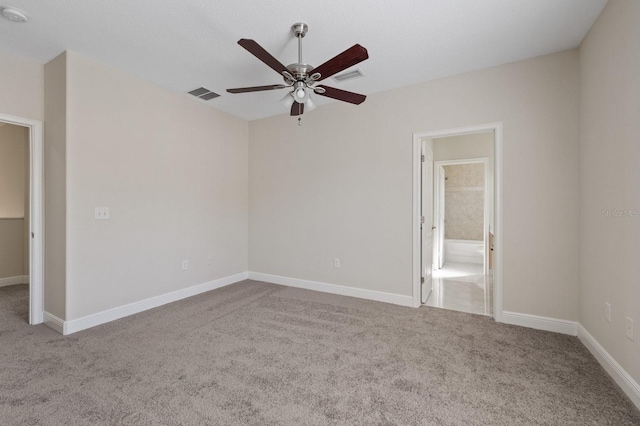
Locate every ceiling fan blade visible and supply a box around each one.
[226,84,287,94]
[313,44,368,81]
[238,39,289,75]
[291,102,304,116]
[315,85,366,105]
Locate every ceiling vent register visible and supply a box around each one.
[188,87,220,101]
[332,69,364,83]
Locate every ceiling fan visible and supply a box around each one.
[226,22,369,117]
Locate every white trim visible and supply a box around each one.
[248,272,414,307]
[0,275,30,287]
[494,123,503,322]
[413,123,503,320]
[43,311,65,334]
[501,311,578,336]
[0,113,44,326]
[49,272,248,335]
[412,136,422,307]
[578,324,640,409]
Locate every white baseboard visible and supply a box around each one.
[578,324,640,410]
[53,272,248,335]
[501,311,578,336]
[0,275,29,287]
[248,272,414,307]
[43,311,65,334]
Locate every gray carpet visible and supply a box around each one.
[1,281,639,425]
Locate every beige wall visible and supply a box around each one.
[433,132,494,161]
[0,124,28,217]
[0,51,44,121]
[249,50,580,321]
[44,53,67,318]
[23,132,30,277]
[62,51,249,320]
[443,163,484,241]
[0,123,29,280]
[579,0,640,383]
[0,220,24,280]
[434,132,495,234]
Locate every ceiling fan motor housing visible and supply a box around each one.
[286,63,314,80]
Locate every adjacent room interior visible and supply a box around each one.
[425,132,494,317]
[0,122,30,322]
[0,0,638,424]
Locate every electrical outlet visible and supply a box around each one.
[95,207,110,220]
[626,317,634,341]
[207,254,214,265]
[334,258,341,268]
[605,302,611,322]
[181,260,188,270]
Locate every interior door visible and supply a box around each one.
[436,165,446,269]
[421,140,434,304]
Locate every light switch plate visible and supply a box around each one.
[95,207,110,220]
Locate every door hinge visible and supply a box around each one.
[421,276,425,283]
[421,216,425,224]
[421,154,425,162]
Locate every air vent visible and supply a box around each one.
[199,92,220,101]
[188,87,220,101]
[332,69,364,83]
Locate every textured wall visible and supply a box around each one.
[250,50,580,321]
[444,163,484,241]
[0,51,44,121]
[0,124,29,280]
[0,220,24,280]
[44,52,68,318]
[0,124,28,218]
[63,51,249,320]
[579,0,640,384]
[433,132,494,233]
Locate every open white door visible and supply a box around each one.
[436,165,446,269]
[420,140,434,304]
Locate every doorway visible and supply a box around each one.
[430,157,492,316]
[0,113,44,325]
[412,123,503,322]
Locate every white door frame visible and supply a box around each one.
[412,122,503,323]
[0,113,44,325]
[434,157,489,273]
[420,139,434,304]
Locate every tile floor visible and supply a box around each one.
[424,262,493,316]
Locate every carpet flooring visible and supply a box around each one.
[1,281,639,425]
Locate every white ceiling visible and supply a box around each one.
[0,0,607,121]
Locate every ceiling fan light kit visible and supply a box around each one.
[226,22,368,119]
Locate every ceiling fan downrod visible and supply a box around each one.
[291,22,308,64]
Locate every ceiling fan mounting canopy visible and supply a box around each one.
[226,22,368,116]
[291,22,308,38]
